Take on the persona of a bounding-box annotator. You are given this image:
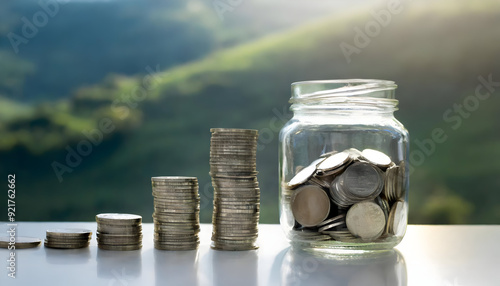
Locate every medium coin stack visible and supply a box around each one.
[44,229,92,249]
[96,213,142,251]
[285,148,406,243]
[151,176,200,250]
[209,128,260,251]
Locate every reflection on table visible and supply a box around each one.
[281,247,407,286]
[211,249,258,286]
[155,249,199,286]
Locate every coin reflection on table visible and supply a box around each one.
[45,247,91,265]
[211,249,258,286]
[280,248,407,286]
[155,250,199,286]
[96,249,142,279]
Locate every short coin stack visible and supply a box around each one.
[151,176,200,250]
[0,237,41,249]
[96,213,142,251]
[209,128,260,251]
[44,229,92,249]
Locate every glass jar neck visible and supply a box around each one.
[290,79,398,117]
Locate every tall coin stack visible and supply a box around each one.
[209,128,260,251]
[151,176,200,250]
[96,213,143,251]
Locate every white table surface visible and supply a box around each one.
[0,223,499,286]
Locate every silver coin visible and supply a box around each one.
[213,214,259,221]
[210,127,258,133]
[152,181,198,186]
[387,200,407,236]
[0,237,41,249]
[98,244,142,251]
[317,151,351,171]
[318,221,346,232]
[46,229,92,237]
[210,146,257,150]
[151,176,197,182]
[326,230,358,242]
[291,185,330,227]
[210,167,257,173]
[210,149,257,153]
[44,242,90,249]
[154,243,198,251]
[361,149,392,167]
[210,172,259,177]
[346,148,363,160]
[211,244,258,251]
[210,144,258,149]
[210,136,258,141]
[287,157,325,188]
[212,216,259,223]
[315,164,347,177]
[309,176,331,188]
[317,214,346,227]
[44,236,90,242]
[213,193,260,199]
[97,239,142,246]
[375,196,390,222]
[383,164,397,201]
[154,226,200,234]
[340,162,384,199]
[213,190,260,196]
[152,185,199,190]
[289,230,332,241]
[96,213,142,224]
[346,201,386,241]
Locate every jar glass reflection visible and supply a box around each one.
[281,247,407,286]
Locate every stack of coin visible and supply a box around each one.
[285,148,406,243]
[151,176,200,250]
[209,128,260,251]
[44,229,92,249]
[96,213,142,251]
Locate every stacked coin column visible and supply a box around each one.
[209,128,260,251]
[44,229,92,249]
[151,177,200,250]
[96,213,143,251]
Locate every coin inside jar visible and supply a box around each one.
[346,200,386,241]
[340,162,384,199]
[361,149,392,167]
[316,151,350,172]
[291,185,330,227]
[388,200,407,236]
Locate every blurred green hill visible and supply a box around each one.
[1,0,499,224]
[0,0,346,101]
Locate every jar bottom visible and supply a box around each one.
[290,236,402,255]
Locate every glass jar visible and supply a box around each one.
[279,79,409,252]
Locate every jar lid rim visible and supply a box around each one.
[291,79,396,88]
[290,79,397,105]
